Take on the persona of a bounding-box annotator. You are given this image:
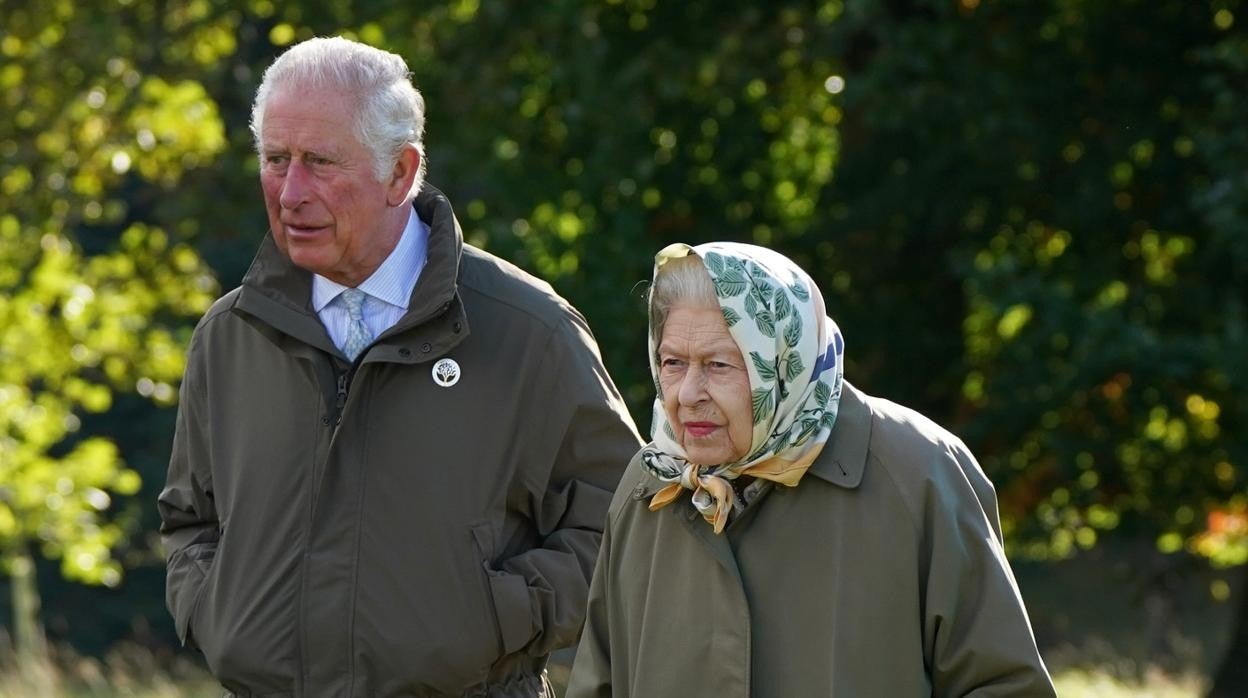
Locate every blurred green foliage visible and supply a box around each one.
[1,0,219,594]
[0,0,1246,664]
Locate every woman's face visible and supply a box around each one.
[657,304,754,466]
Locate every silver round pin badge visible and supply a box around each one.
[431,358,461,387]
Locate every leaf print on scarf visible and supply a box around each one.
[789,281,810,302]
[773,288,793,321]
[784,319,802,349]
[752,387,775,424]
[750,351,778,382]
[784,352,805,382]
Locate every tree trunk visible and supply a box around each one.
[1208,565,1248,697]
[9,548,53,694]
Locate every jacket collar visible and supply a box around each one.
[233,185,469,360]
[806,380,870,489]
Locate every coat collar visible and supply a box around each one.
[233,185,469,361]
[806,380,870,489]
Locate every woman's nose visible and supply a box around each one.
[677,366,708,406]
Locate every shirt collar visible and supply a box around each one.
[311,207,428,311]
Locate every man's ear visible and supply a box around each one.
[385,144,420,206]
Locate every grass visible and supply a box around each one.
[1053,667,1203,698]
[0,651,1211,698]
[3,541,1235,697]
[0,645,219,698]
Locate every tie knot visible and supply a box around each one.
[341,288,367,321]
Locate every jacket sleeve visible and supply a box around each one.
[563,508,615,697]
[156,330,220,649]
[922,440,1057,697]
[493,308,642,659]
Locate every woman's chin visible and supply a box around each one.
[683,444,736,467]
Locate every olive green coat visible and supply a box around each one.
[158,187,641,697]
[566,382,1056,697]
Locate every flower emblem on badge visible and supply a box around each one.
[432,358,461,387]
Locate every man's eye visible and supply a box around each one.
[265,154,288,165]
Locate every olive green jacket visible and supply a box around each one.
[566,382,1055,697]
[158,186,641,697]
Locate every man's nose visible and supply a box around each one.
[279,160,310,210]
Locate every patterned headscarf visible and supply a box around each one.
[641,242,845,533]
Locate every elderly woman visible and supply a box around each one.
[566,243,1056,696]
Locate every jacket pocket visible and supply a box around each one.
[470,523,535,656]
[167,541,217,648]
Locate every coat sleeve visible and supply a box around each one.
[922,440,1057,697]
[493,308,642,659]
[156,330,220,649]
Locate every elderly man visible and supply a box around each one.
[158,37,640,697]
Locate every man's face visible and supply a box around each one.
[258,86,401,286]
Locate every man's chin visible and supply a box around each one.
[285,248,337,277]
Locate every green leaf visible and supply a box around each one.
[755,279,775,304]
[721,306,741,327]
[784,319,802,348]
[815,380,831,406]
[774,290,792,321]
[790,282,810,302]
[714,277,747,298]
[745,293,757,318]
[754,310,776,338]
[713,269,747,298]
[795,417,820,445]
[821,409,836,429]
[704,251,725,274]
[785,353,805,382]
[752,387,775,424]
[724,256,748,275]
[751,351,777,381]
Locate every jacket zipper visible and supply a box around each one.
[300,360,353,693]
[334,372,349,425]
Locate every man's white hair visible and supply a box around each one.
[250,36,426,198]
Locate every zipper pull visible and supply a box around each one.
[336,373,349,411]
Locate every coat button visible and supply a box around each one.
[630,484,647,500]
[420,342,433,353]
[453,322,462,333]
[321,416,331,426]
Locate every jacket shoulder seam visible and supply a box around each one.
[457,251,572,332]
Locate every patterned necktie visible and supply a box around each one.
[340,288,373,361]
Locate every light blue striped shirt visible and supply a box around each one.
[312,209,429,354]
